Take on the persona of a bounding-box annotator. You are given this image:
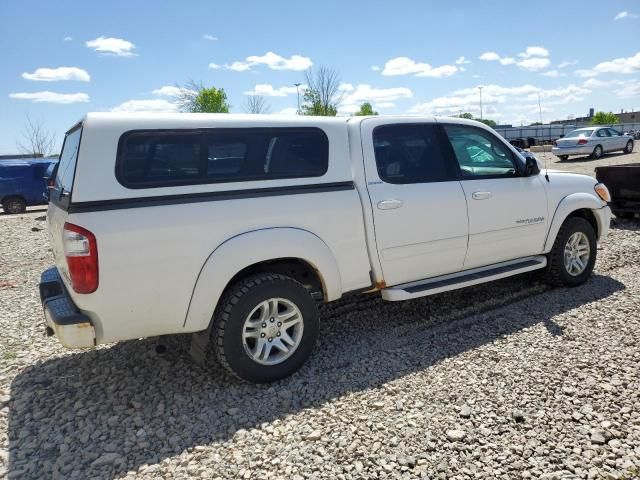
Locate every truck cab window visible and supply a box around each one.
[442,124,518,178]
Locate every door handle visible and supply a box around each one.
[471,191,492,200]
[377,199,403,210]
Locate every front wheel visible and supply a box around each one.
[624,140,634,154]
[2,196,27,214]
[211,273,319,383]
[545,217,597,287]
[558,155,569,162]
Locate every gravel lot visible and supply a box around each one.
[1,156,639,479]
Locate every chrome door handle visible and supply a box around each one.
[377,199,403,210]
[472,191,492,200]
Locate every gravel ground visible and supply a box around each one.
[1,180,640,478]
[535,142,639,177]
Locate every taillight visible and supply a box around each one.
[577,138,588,145]
[63,222,98,293]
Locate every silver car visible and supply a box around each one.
[552,127,634,161]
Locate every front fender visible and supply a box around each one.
[543,192,606,252]
[183,227,342,332]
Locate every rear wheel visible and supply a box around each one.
[545,217,597,287]
[591,145,603,159]
[558,155,569,162]
[211,273,319,383]
[2,196,27,214]
[624,140,634,154]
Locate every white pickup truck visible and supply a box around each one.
[40,113,611,382]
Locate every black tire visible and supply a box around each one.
[591,145,603,160]
[2,196,27,214]
[558,155,569,162]
[545,217,597,287]
[211,273,319,383]
[624,140,634,154]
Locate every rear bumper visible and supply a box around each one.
[552,145,593,157]
[39,267,96,348]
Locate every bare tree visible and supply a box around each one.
[17,115,56,157]
[301,66,343,116]
[244,94,271,114]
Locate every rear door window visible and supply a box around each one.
[372,124,456,184]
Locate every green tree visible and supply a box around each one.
[301,66,342,116]
[459,112,474,119]
[590,111,618,125]
[177,81,230,113]
[353,102,378,116]
[476,118,497,128]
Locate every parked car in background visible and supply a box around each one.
[552,127,634,161]
[0,158,57,214]
[40,113,611,383]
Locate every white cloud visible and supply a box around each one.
[208,63,221,70]
[614,11,639,20]
[111,99,178,113]
[224,51,312,72]
[63,36,72,42]
[9,91,89,104]
[371,65,381,71]
[382,57,458,77]
[338,84,412,114]
[481,46,550,70]
[575,51,640,77]
[518,46,549,58]
[202,34,218,41]
[22,67,90,82]
[540,70,565,78]
[455,56,471,65]
[273,107,298,115]
[479,52,516,65]
[244,84,302,97]
[408,83,591,117]
[618,81,640,97]
[558,60,578,69]
[152,85,195,97]
[517,57,551,71]
[86,36,136,57]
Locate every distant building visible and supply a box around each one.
[551,108,640,126]
[0,153,44,160]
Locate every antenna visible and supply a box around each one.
[538,91,549,182]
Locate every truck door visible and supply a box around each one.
[439,122,548,269]
[361,119,469,287]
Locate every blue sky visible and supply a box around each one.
[1,0,639,154]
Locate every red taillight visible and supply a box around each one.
[63,222,98,293]
[577,138,588,145]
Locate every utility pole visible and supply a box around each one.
[478,86,483,120]
[294,83,301,115]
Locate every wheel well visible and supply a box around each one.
[1,195,25,204]
[567,209,598,236]
[225,258,325,301]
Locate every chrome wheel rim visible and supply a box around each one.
[594,146,602,158]
[564,232,590,276]
[242,298,304,365]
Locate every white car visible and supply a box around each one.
[552,127,634,161]
[40,113,611,382]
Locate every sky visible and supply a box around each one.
[1,0,639,154]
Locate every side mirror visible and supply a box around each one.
[524,156,540,176]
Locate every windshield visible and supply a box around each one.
[564,129,593,138]
[55,126,82,193]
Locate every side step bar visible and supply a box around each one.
[381,256,547,302]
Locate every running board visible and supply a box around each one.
[381,256,547,302]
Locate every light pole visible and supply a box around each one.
[478,86,483,120]
[294,83,301,115]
